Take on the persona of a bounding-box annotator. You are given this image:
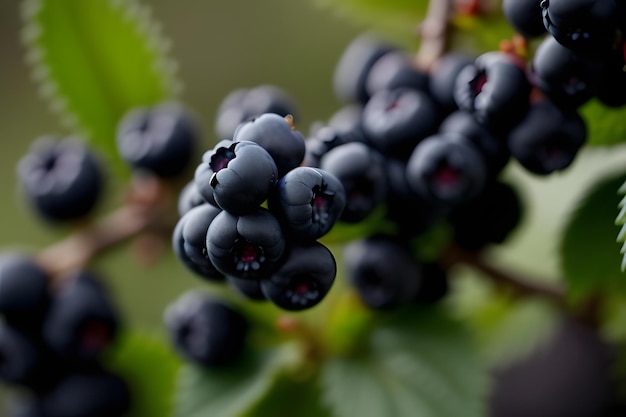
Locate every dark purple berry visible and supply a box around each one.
[333,34,396,104]
[364,51,430,97]
[17,137,105,223]
[343,235,421,309]
[319,142,387,223]
[454,52,531,132]
[164,291,248,366]
[37,370,131,417]
[173,215,225,282]
[226,276,267,302]
[428,53,474,113]
[439,110,510,177]
[177,180,208,217]
[0,252,50,327]
[206,208,285,280]
[541,0,617,55]
[42,271,120,362]
[269,166,346,241]
[361,87,440,159]
[215,84,299,140]
[196,140,278,214]
[116,101,199,178]
[260,241,336,311]
[0,323,41,386]
[232,113,306,176]
[507,99,587,175]
[503,0,547,38]
[406,134,488,206]
[530,35,605,109]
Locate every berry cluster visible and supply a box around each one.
[0,254,129,417]
[173,102,346,312]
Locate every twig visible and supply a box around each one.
[35,176,178,285]
[414,0,454,70]
[440,243,567,306]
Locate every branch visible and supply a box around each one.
[414,0,454,70]
[35,176,178,285]
[440,243,567,307]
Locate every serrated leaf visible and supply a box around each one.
[581,100,626,147]
[561,171,626,302]
[104,331,182,417]
[321,305,489,417]
[617,179,626,271]
[174,343,301,417]
[21,0,181,164]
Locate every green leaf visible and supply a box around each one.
[617,179,626,272]
[560,170,626,303]
[105,331,182,417]
[240,369,331,417]
[21,0,181,163]
[320,305,489,417]
[174,343,302,417]
[581,100,626,147]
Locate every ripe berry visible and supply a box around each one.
[214,84,299,140]
[179,204,225,283]
[530,35,604,109]
[116,101,199,178]
[36,370,131,417]
[364,51,429,97]
[0,323,41,386]
[177,180,208,217]
[361,87,440,159]
[343,235,421,310]
[226,276,267,302]
[269,166,346,242]
[319,142,387,222]
[406,134,487,206]
[260,241,336,311]
[502,0,546,38]
[206,208,285,280]
[195,140,278,214]
[42,271,120,362]
[164,290,248,366]
[454,52,531,133]
[333,33,396,104]
[16,136,105,223]
[439,110,510,177]
[0,252,50,327]
[507,99,587,175]
[428,52,474,113]
[232,113,306,177]
[541,0,617,55]
[172,215,225,282]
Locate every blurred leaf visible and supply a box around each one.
[105,331,182,417]
[560,170,626,303]
[581,100,626,147]
[21,0,181,166]
[240,369,331,417]
[450,13,515,55]
[617,179,626,271]
[174,343,301,417]
[313,0,427,47]
[320,305,489,417]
